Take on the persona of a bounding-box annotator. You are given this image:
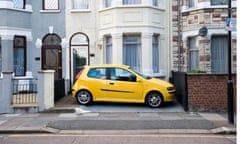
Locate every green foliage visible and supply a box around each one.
[188,69,206,74]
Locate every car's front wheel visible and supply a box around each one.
[145,92,163,108]
[76,90,92,105]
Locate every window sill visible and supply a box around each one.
[99,5,165,12]
[40,10,61,13]
[70,9,91,13]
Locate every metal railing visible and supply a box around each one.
[12,78,38,107]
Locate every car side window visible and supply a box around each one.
[110,68,136,82]
[87,68,106,79]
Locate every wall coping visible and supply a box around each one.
[187,73,237,76]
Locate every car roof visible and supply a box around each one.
[85,64,130,69]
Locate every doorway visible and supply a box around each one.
[69,32,90,85]
[42,33,62,80]
[42,33,65,101]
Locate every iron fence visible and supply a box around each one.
[12,78,38,107]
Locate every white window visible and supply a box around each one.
[13,0,25,9]
[123,0,141,5]
[211,36,228,73]
[211,0,227,5]
[152,35,159,73]
[14,36,26,76]
[104,0,112,8]
[188,37,199,71]
[105,36,112,64]
[152,0,158,6]
[187,0,195,8]
[72,0,89,9]
[43,0,59,10]
[123,35,141,72]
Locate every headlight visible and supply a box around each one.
[167,87,175,91]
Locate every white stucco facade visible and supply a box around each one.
[65,0,172,80]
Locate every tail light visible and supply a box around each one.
[73,69,84,84]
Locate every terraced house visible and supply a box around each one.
[172,0,237,73]
[0,0,237,113]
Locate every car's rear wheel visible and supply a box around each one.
[76,90,92,105]
[145,92,163,108]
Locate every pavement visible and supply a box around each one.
[0,103,236,135]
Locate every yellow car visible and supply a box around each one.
[72,64,175,108]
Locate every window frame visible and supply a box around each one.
[103,0,112,8]
[211,35,228,74]
[72,0,89,10]
[13,0,26,9]
[109,68,137,82]
[87,68,107,79]
[188,37,199,71]
[13,36,27,77]
[152,34,159,73]
[123,35,142,72]
[105,36,112,64]
[187,0,196,8]
[42,0,59,10]
[210,0,228,5]
[122,0,142,5]
[152,0,158,6]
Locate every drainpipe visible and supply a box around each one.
[227,0,234,124]
[177,0,183,72]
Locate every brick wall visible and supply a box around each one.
[187,74,236,111]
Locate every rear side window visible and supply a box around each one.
[87,68,106,79]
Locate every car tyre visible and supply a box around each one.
[145,92,163,108]
[76,90,92,105]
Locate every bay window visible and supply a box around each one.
[123,0,141,5]
[104,0,112,8]
[123,35,141,72]
[72,0,89,9]
[105,36,112,64]
[152,35,159,73]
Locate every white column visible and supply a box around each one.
[38,70,55,112]
[141,33,153,75]
[0,72,13,113]
[97,36,104,64]
[159,34,166,77]
[112,33,123,64]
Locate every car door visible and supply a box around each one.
[104,68,143,103]
[86,68,107,101]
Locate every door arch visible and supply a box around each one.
[42,33,62,80]
[69,32,90,85]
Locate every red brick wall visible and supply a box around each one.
[187,74,236,112]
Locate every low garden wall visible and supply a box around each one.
[187,74,236,111]
[172,72,236,112]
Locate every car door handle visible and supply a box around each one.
[109,82,114,85]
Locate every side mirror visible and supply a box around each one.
[136,78,141,82]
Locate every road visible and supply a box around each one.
[0,133,236,144]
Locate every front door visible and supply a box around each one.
[42,34,62,80]
[42,46,62,80]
